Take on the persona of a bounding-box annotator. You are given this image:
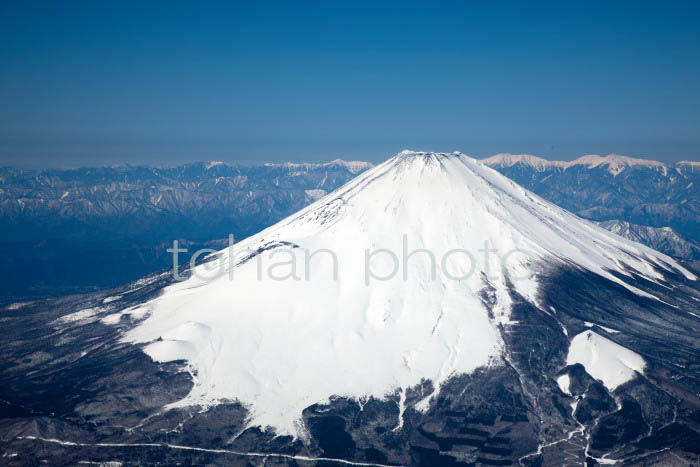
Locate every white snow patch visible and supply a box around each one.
[101,313,123,325]
[567,330,645,390]
[584,322,620,334]
[570,398,580,415]
[4,301,34,311]
[102,295,122,304]
[126,307,149,320]
[58,308,99,324]
[592,456,620,465]
[304,189,327,201]
[392,389,407,431]
[100,306,149,325]
[556,374,571,396]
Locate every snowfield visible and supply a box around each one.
[117,151,692,437]
[567,330,646,391]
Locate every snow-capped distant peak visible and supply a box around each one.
[568,154,665,175]
[481,152,671,175]
[678,160,700,173]
[205,161,226,169]
[328,159,375,173]
[120,150,693,437]
[264,159,374,174]
[481,153,565,171]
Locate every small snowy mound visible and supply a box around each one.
[556,374,572,396]
[567,330,646,390]
[120,151,690,437]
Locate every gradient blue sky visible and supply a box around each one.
[1,1,699,166]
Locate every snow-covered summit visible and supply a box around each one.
[120,150,693,437]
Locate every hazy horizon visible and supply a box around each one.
[3,148,699,170]
[2,1,699,167]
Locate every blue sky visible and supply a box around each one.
[1,1,699,166]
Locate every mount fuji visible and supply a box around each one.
[2,151,700,466]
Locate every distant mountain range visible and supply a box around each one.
[0,154,698,299]
[481,153,700,246]
[0,160,370,299]
[481,153,690,174]
[0,159,372,244]
[594,220,700,261]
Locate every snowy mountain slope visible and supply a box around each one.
[116,151,694,437]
